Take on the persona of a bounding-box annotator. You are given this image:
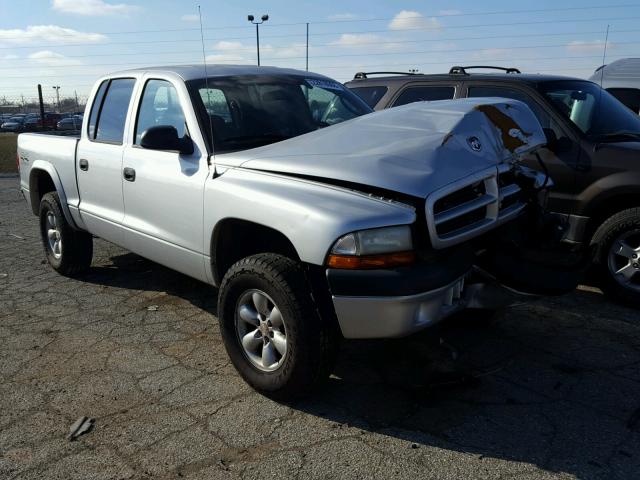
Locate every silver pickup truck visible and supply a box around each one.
[18,65,579,397]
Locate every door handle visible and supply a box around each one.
[123,167,136,182]
[79,159,89,171]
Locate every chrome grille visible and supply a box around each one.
[426,165,525,249]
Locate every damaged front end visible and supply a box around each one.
[338,98,587,337]
[420,99,587,310]
[231,97,585,337]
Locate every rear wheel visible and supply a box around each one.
[218,253,337,399]
[39,192,93,276]
[591,208,640,307]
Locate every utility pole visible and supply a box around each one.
[37,85,45,129]
[247,14,269,66]
[306,23,309,71]
[52,85,61,112]
[74,90,79,112]
[20,94,25,113]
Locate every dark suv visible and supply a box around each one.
[345,66,640,305]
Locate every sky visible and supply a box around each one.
[0,0,639,104]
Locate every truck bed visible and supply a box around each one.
[18,132,80,215]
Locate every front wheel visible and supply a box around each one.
[218,253,337,399]
[39,192,93,276]
[591,208,640,307]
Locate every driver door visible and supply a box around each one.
[121,77,210,282]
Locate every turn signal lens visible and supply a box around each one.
[327,251,416,269]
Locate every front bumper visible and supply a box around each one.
[332,274,468,338]
[327,260,543,339]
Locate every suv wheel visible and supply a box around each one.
[39,192,93,276]
[592,208,640,306]
[217,253,337,398]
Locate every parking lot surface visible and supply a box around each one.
[1,176,639,480]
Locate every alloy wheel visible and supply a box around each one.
[607,230,640,293]
[235,289,288,372]
[46,211,62,260]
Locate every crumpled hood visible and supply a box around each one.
[215,98,546,198]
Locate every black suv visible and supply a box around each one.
[345,66,640,306]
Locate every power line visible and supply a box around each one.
[0,3,635,41]
[275,15,640,38]
[1,15,639,51]
[315,53,631,69]
[2,27,639,66]
[0,30,640,71]
[294,4,640,25]
[0,54,615,82]
[1,53,618,94]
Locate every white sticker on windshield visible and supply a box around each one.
[306,78,344,91]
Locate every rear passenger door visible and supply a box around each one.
[77,77,136,245]
[465,83,581,212]
[389,83,458,108]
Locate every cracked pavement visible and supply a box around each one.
[1,177,639,480]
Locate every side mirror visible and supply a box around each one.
[140,125,194,155]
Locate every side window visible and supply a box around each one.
[94,78,136,144]
[393,86,455,107]
[135,80,187,144]
[87,80,108,139]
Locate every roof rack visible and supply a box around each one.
[449,66,521,75]
[353,71,417,80]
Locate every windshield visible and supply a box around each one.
[187,75,372,153]
[539,80,640,139]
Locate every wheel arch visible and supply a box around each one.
[28,162,77,228]
[210,218,301,285]
[583,190,640,244]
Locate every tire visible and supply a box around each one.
[39,191,93,276]
[218,253,337,399]
[591,207,640,307]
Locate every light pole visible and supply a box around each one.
[247,14,269,66]
[52,85,61,112]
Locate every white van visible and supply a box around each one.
[589,58,640,114]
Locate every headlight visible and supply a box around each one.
[327,226,415,269]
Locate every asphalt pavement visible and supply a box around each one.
[1,176,639,480]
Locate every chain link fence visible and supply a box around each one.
[0,94,88,115]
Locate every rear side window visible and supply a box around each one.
[349,86,388,108]
[92,78,136,144]
[87,80,108,139]
[393,86,455,107]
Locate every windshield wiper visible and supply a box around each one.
[594,131,640,142]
